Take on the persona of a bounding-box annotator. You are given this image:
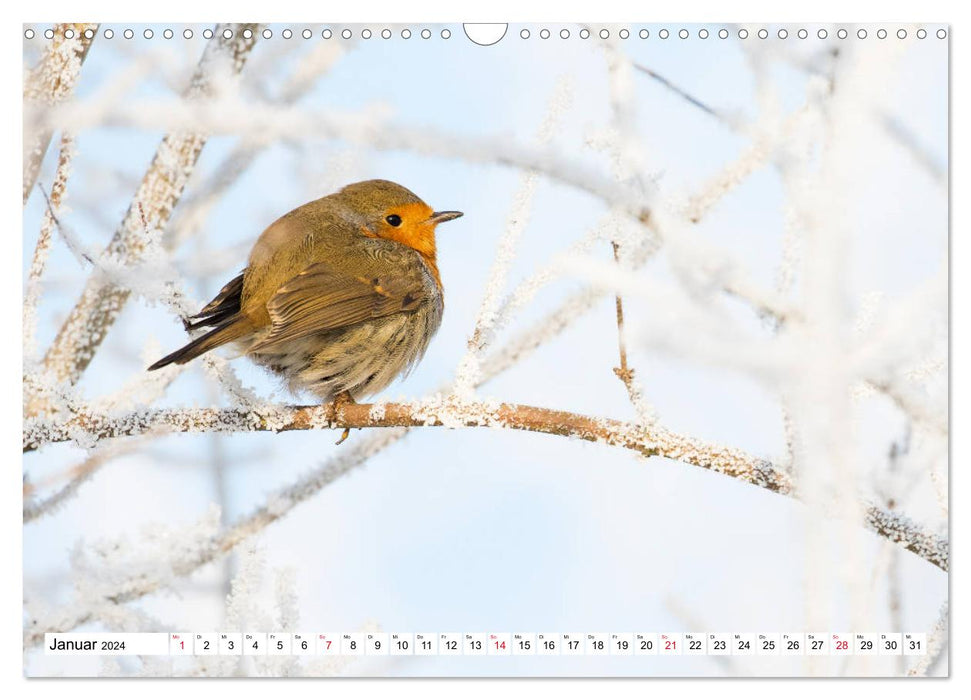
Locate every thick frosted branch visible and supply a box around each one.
[39,24,259,389]
[23,23,97,204]
[23,396,947,572]
[24,133,76,362]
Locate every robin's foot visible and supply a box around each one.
[333,391,355,445]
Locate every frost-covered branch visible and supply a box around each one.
[24,134,76,362]
[24,394,948,572]
[39,24,259,390]
[24,398,750,463]
[454,78,572,396]
[23,23,97,204]
[21,397,948,650]
[907,601,948,676]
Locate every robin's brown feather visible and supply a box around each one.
[250,260,428,352]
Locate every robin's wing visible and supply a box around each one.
[249,260,427,351]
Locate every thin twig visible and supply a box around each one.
[23,442,137,522]
[610,241,640,401]
[633,62,732,127]
[881,115,947,189]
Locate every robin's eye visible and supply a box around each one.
[385,214,402,227]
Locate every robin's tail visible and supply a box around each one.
[148,317,255,371]
[150,272,252,371]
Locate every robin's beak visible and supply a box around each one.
[428,210,463,225]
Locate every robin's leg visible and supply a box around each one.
[333,390,355,445]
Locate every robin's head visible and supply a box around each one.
[337,180,462,262]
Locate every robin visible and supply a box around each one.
[149,179,462,440]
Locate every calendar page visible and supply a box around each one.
[21,18,948,679]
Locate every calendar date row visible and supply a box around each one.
[46,632,927,657]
